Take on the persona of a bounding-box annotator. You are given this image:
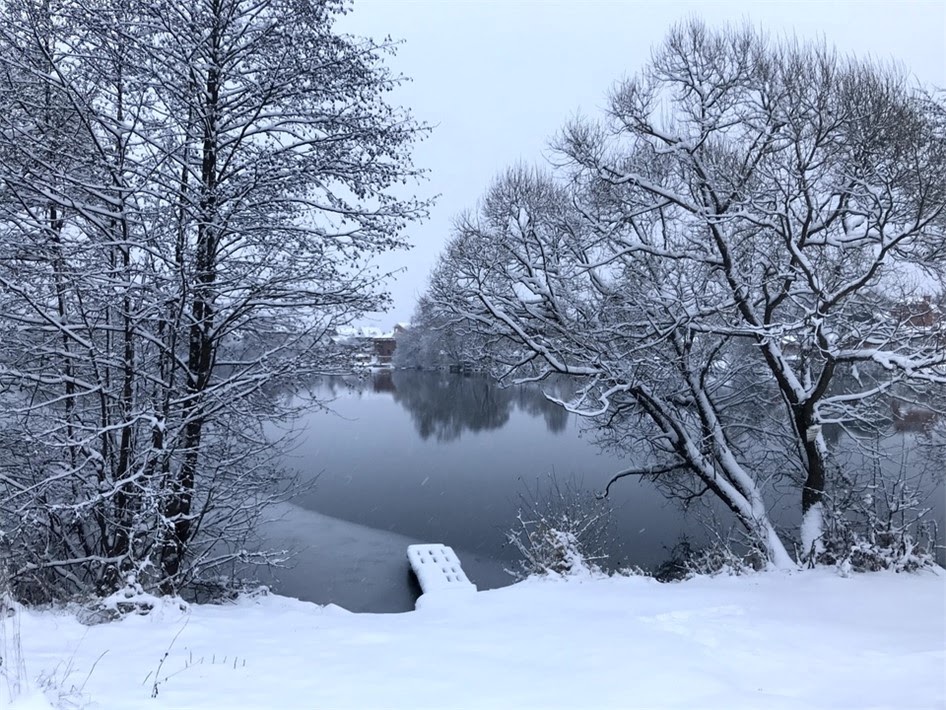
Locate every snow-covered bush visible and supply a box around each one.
[814,510,938,574]
[77,575,188,626]
[685,542,766,578]
[505,475,611,579]
[189,576,270,605]
[653,537,766,581]
[507,520,592,578]
[810,458,940,574]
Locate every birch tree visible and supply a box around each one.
[427,24,945,566]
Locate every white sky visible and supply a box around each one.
[339,0,946,327]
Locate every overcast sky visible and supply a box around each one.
[338,0,946,328]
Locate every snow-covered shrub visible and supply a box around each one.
[505,475,612,579]
[814,509,938,574]
[189,576,269,605]
[653,536,765,581]
[811,458,940,574]
[78,575,188,625]
[684,541,766,577]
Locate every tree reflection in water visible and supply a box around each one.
[387,370,569,441]
[325,369,572,440]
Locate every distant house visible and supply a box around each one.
[333,323,408,367]
[373,323,411,364]
[373,334,396,364]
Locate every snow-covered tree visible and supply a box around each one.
[0,0,427,600]
[426,23,945,566]
[392,296,475,370]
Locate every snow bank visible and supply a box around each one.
[11,569,945,709]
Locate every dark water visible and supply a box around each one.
[258,370,711,610]
[259,370,943,612]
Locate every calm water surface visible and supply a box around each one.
[259,370,710,610]
[259,370,943,612]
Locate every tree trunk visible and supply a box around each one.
[159,25,221,593]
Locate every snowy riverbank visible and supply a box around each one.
[8,568,945,709]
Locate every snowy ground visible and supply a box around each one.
[7,568,945,709]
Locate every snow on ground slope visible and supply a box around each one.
[9,568,946,710]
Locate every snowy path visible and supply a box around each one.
[11,569,945,709]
